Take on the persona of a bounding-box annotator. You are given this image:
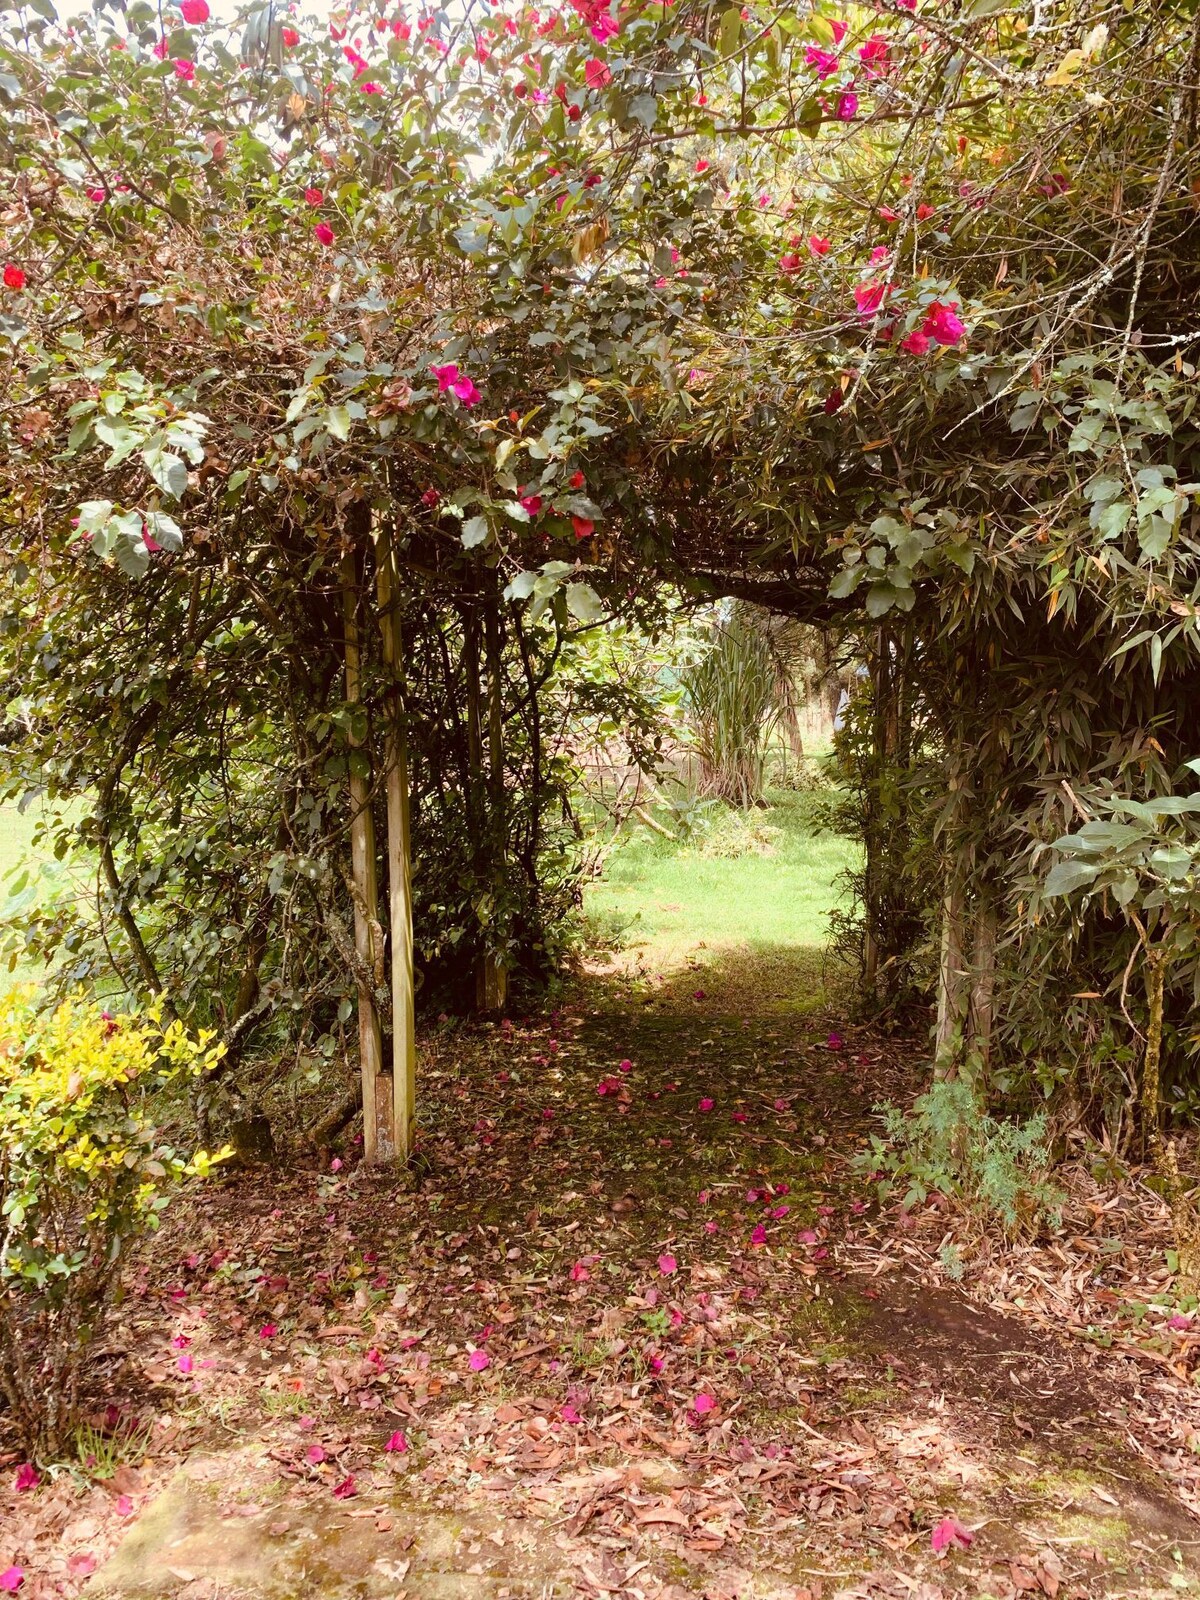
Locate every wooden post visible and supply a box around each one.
[376,526,415,1161]
[480,598,508,1013]
[340,543,392,1163]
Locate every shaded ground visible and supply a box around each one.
[4,945,1200,1600]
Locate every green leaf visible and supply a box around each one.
[565,582,605,624]
[1044,859,1099,897]
[718,5,742,56]
[325,405,352,442]
[461,515,489,549]
[142,448,188,500]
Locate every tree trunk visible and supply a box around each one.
[934,868,969,1078]
[376,525,416,1161]
[340,540,392,1164]
[967,888,997,1069]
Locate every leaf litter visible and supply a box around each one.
[2,951,1199,1598]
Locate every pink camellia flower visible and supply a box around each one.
[152,34,169,57]
[585,58,612,89]
[541,1107,554,1120]
[314,222,335,246]
[385,1429,408,1452]
[331,1475,357,1499]
[617,1058,633,1073]
[590,12,618,42]
[930,1516,973,1553]
[0,1569,23,1593]
[87,186,106,204]
[519,493,542,516]
[858,34,890,74]
[830,18,848,42]
[180,0,209,21]
[750,1223,768,1246]
[13,1464,38,1493]
[869,245,890,264]
[878,205,899,223]
[836,91,857,120]
[306,1443,326,1464]
[805,45,839,78]
[923,300,966,345]
[468,1350,491,1371]
[304,187,324,206]
[560,1403,581,1423]
[259,1323,277,1339]
[857,283,896,316]
[360,81,383,93]
[431,361,460,390]
[454,375,481,406]
[329,1156,343,1171]
[901,329,931,355]
[657,1253,678,1275]
[173,58,196,80]
[177,1353,194,1374]
[704,1219,718,1234]
[808,234,830,256]
[421,487,440,507]
[693,1392,715,1414]
[771,1204,789,1219]
[698,1097,714,1112]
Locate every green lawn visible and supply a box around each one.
[584,787,859,983]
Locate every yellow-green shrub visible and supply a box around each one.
[0,987,226,1456]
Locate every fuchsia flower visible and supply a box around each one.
[827,1030,845,1050]
[429,363,482,407]
[468,1350,491,1371]
[836,91,857,120]
[0,1570,23,1593]
[304,187,324,206]
[698,1097,714,1112]
[314,222,335,246]
[805,45,839,78]
[779,252,802,275]
[259,1323,277,1339]
[332,1475,357,1499]
[385,1429,408,1452]
[750,1223,768,1246]
[585,58,612,88]
[808,235,830,256]
[519,493,543,516]
[657,1253,678,1275]
[179,0,209,20]
[13,1464,38,1493]
[923,300,966,345]
[694,159,709,173]
[173,58,196,80]
[901,329,931,355]
[693,1392,715,1414]
[360,81,383,93]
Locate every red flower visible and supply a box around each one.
[779,252,802,275]
[854,280,888,317]
[570,469,585,488]
[572,515,594,540]
[916,202,936,220]
[304,187,323,206]
[421,487,440,507]
[282,26,299,45]
[519,493,542,516]
[824,386,845,414]
[314,222,335,246]
[173,58,195,79]
[805,45,839,78]
[2,264,26,291]
[902,329,930,356]
[584,57,612,89]
[180,0,209,21]
[694,158,709,173]
[808,234,830,256]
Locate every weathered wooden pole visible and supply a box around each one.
[376,524,416,1160]
[340,540,392,1163]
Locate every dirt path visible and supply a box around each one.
[7,947,1200,1600]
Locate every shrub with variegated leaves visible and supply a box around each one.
[0,987,227,1456]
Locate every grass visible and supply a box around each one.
[583,785,858,982]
